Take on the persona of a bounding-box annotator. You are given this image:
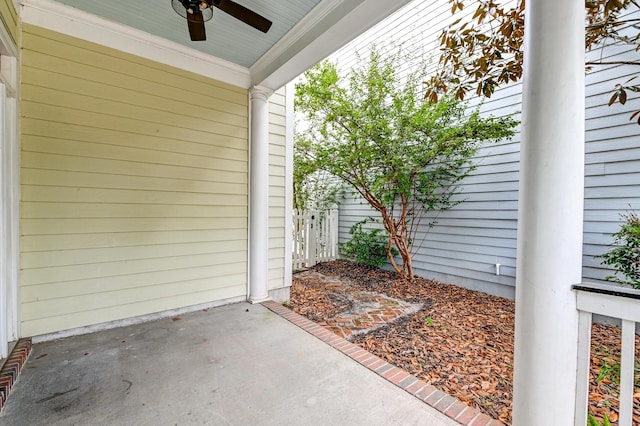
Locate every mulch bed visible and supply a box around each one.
[288,260,640,425]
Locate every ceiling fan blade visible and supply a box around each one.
[187,9,207,41]
[213,0,272,33]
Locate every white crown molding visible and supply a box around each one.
[251,0,413,90]
[20,0,251,88]
[250,0,342,82]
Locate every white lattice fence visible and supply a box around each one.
[292,210,338,269]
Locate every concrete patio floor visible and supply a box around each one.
[0,302,460,426]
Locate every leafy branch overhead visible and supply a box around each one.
[295,48,517,280]
[425,0,640,123]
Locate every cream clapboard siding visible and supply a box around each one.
[0,0,17,44]
[330,1,640,298]
[20,24,250,336]
[268,88,287,289]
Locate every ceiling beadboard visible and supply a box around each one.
[53,0,321,67]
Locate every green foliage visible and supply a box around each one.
[599,210,640,288]
[295,47,518,279]
[587,413,611,426]
[425,0,640,124]
[293,133,342,211]
[340,220,398,268]
[596,359,621,385]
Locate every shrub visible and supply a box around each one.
[587,413,611,426]
[340,220,398,268]
[599,210,640,289]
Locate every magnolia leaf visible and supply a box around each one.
[619,88,627,104]
[424,0,640,125]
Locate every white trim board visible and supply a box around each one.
[20,0,251,88]
[283,82,294,289]
[32,296,247,343]
[250,0,343,86]
[252,0,414,89]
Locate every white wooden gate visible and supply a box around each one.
[292,210,338,269]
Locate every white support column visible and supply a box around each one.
[513,0,585,424]
[0,82,7,359]
[248,86,273,303]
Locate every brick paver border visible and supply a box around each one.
[263,301,505,426]
[0,339,32,413]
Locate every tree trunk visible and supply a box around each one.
[386,239,406,279]
[372,197,415,281]
[381,210,414,281]
[394,235,413,281]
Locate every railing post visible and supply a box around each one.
[574,283,640,425]
[619,319,636,426]
[574,309,593,426]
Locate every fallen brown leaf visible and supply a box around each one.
[289,261,640,425]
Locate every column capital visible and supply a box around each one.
[249,85,273,102]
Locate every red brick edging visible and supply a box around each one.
[262,301,505,426]
[0,339,32,413]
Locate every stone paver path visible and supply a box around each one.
[294,270,422,338]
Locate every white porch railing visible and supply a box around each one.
[292,209,339,269]
[573,283,640,426]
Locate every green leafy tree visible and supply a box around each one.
[295,48,517,280]
[293,132,342,212]
[600,210,640,288]
[425,0,640,123]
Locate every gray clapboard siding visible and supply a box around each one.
[329,0,640,298]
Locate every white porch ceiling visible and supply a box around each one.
[21,0,415,90]
[52,0,321,69]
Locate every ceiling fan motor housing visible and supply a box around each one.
[172,0,273,41]
[174,0,213,18]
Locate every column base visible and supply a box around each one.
[248,295,272,304]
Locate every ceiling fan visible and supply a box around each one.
[171,0,272,41]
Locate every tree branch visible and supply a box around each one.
[586,60,640,66]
